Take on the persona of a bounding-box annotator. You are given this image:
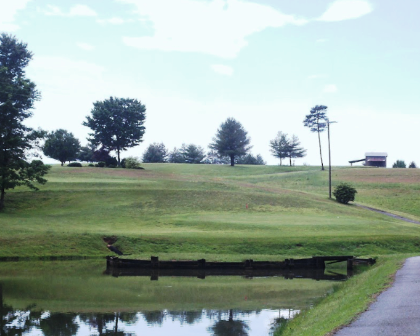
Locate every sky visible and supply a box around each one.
[1,0,419,167]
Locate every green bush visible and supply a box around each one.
[409,161,417,168]
[333,183,357,204]
[107,164,117,168]
[124,156,142,169]
[67,162,82,167]
[393,160,406,168]
[88,163,95,167]
[97,161,105,167]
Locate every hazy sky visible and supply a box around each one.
[1,0,419,166]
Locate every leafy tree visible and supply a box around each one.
[43,129,81,166]
[393,160,406,168]
[409,161,417,168]
[285,135,306,166]
[180,143,206,163]
[77,143,96,162]
[333,183,357,204]
[0,33,50,210]
[83,96,146,166]
[142,142,168,163]
[209,118,252,166]
[269,131,289,165]
[303,105,328,170]
[168,147,185,163]
[236,153,265,165]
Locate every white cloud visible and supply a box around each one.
[318,0,373,22]
[43,4,97,17]
[77,42,95,51]
[97,17,128,25]
[69,4,97,16]
[316,38,328,43]
[211,64,233,76]
[323,84,338,93]
[0,0,31,31]
[120,0,308,59]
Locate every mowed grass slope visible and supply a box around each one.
[1,164,420,258]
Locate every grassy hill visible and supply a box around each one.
[1,164,419,259]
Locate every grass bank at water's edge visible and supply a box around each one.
[275,255,408,336]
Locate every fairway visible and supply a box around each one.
[1,164,419,259]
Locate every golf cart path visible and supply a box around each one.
[334,256,420,336]
[355,204,420,224]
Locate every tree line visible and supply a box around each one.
[1,33,339,210]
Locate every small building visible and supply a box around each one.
[365,152,387,167]
[349,152,388,167]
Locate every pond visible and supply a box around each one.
[0,260,350,335]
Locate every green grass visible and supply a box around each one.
[1,164,419,258]
[276,254,407,336]
[1,164,419,334]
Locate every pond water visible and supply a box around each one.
[0,260,349,335]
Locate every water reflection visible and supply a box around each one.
[0,260,348,335]
[1,306,299,336]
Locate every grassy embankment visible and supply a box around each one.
[1,164,419,259]
[1,164,419,334]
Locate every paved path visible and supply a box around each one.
[355,204,420,225]
[334,256,420,336]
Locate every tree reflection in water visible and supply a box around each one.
[79,312,135,335]
[39,313,79,336]
[1,290,284,336]
[207,309,250,336]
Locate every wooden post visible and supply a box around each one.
[198,259,206,268]
[347,258,353,270]
[151,256,159,268]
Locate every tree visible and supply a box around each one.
[168,147,185,163]
[209,118,252,166]
[142,142,168,163]
[285,135,306,166]
[303,105,328,170]
[77,143,96,162]
[204,150,230,165]
[180,143,206,163]
[409,161,417,168]
[333,183,357,204]
[83,96,146,166]
[269,131,289,165]
[393,160,406,168]
[236,153,265,165]
[43,129,80,166]
[0,34,50,210]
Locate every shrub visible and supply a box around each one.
[124,156,142,169]
[105,156,118,167]
[393,160,406,168]
[67,162,82,167]
[120,158,127,168]
[333,183,357,204]
[409,161,417,168]
[97,161,105,167]
[88,163,95,167]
